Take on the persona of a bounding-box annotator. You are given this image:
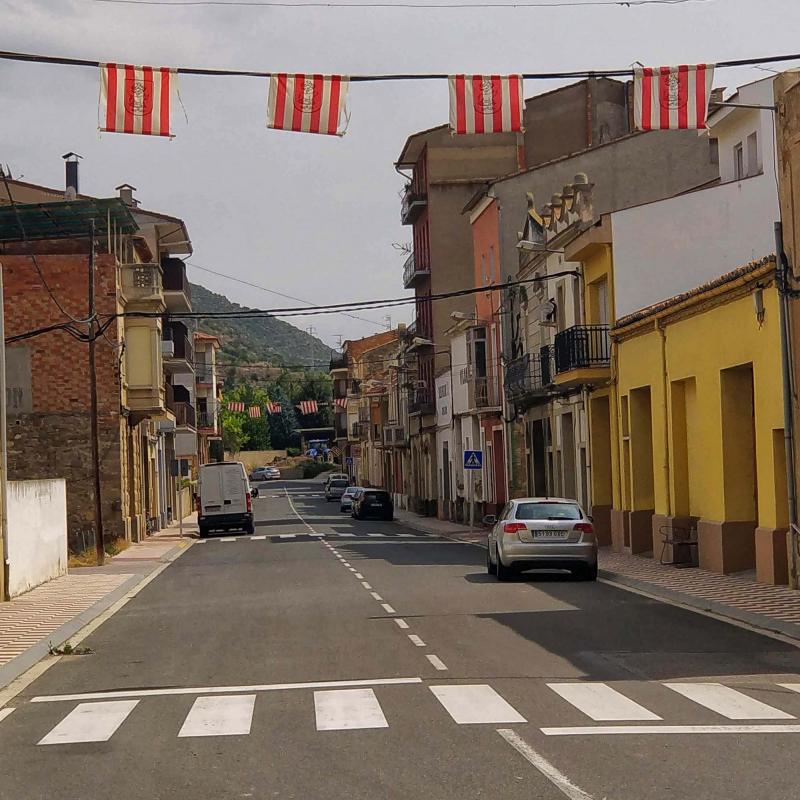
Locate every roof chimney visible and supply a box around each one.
[115,183,139,207]
[62,152,82,201]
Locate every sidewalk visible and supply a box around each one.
[393,508,486,544]
[0,515,196,689]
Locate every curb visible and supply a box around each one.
[600,568,800,643]
[0,540,193,691]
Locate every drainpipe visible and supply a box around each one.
[776,222,799,589]
[655,319,672,519]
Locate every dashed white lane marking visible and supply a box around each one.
[32,677,424,703]
[349,568,357,573]
[381,604,396,614]
[278,534,296,539]
[220,537,238,542]
[664,682,794,720]
[367,533,386,538]
[251,535,267,541]
[541,724,800,736]
[355,572,364,579]
[394,619,410,630]
[396,533,414,538]
[370,592,383,601]
[178,694,256,738]
[431,685,526,725]
[547,683,661,721]
[426,655,448,671]
[361,582,372,589]
[314,688,389,731]
[342,562,351,567]
[408,634,425,647]
[38,700,140,745]
[498,729,594,800]
[0,708,15,723]
[195,539,207,543]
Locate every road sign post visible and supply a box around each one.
[463,450,483,535]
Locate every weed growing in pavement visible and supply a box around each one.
[68,537,131,568]
[48,641,93,656]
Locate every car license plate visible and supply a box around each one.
[531,530,568,540]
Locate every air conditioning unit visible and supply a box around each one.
[539,300,557,327]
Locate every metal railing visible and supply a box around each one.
[403,251,430,288]
[195,361,212,382]
[172,401,196,429]
[358,406,370,422]
[408,387,435,416]
[162,258,192,303]
[330,351,347,371]
[504,347,554,400]
[197,411,216,430]
[401,185,427,225]
[471,375,500,409]
[553,325,611,374]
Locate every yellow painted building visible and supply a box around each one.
[568,224,790,585]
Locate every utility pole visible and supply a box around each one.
[88,219,105,566]
[307,325,316,370]
[0,261,8,601]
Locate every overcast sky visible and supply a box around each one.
[2,0,798,347]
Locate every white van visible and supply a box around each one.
[197,461,255,538]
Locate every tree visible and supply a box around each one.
[264,384,298,449]
[221,412,245,455]
[292,371,334,430]
[220,381,272,451]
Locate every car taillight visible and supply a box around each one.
[574,522,594,539]
[246,492,252,513]
[195,494,201,514]
[503,522,526,536]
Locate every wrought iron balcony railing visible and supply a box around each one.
[553,325,611,374]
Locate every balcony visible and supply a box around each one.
[553,325,611,389]
[401,184,427,225]
[504,348,554,402]
[119,263,164,312]
[403,252,431,289]
[358,406,370,423]
[383,425,408,446]
[195,361,213,384]
[335,424,349,440]
[162,324,194,374]
[408,387,435,417]
[166,384,196,430]
[330,351,348,372]
[162,257,192,313]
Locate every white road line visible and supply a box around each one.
[38,700,140,745]
[396,533,415,538]
[32,677,424,703]
[349,567,357,573]
[251,535,267,541]
[361,582,372,590]
[342,562,351,567]
[355,572,364,579]
[431,685,526,724]
[394,619,410,630]
[278,534,296,539]
[426,655,448,671]
[195,539,207,543]
[381,603,396,614]
[370,592,383,601]
[664,682,794,720]
[547,683,661,721]
[541,724,800,736]
[314,688,389,731]
[498,729,594,800]
[178,694,256,738]
[367,533,386,537]
[220,537,238,542]
[0,708,15,723]
[408,634,426,647]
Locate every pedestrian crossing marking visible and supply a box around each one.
[663,683,794,720]
[541,724,800,737]
[547,683,662,721]
[0,708,15,723]
[430,685,526,725]
[38,700,139,745]
[314,688,388,731]
[178,695,256,738]
[252,535,267,540]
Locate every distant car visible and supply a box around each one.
[340,486,363,512]
[265,466,281,480]
[484,497,597,582]
[325,472,349,489]
[250,466,281,482]
[351,488,393,521]
[325,478,350,502]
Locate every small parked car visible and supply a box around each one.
[340,486,362,513]
[325,478,350,502]
[484,497,597,582]
[351,488,393,521]
[264,466,281,480]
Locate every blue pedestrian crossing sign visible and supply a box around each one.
[463,450,483,470]
[345,456,354,467]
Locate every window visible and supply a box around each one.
[734,142,744,180]
[747,131,760,176]
[515,502,582,520]
[709,137,719,165]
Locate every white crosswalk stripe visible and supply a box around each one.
[178,695,256,737]
[0,708,15,723]
[547,683,661,721]
[664,683,794,720]
[314,688,388,731]
[430,685,526,724]
[38,700,139,745]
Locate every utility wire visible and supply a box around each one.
[90,0,711,8]
[1,48,798,81]
[186,260,389,330]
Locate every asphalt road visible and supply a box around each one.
[3,478,800,799]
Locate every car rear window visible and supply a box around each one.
[514,502,582,520]
[331,480,349,487]
[364,491,389,499]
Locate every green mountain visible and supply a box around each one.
[189,282,332,369]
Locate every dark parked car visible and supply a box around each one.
[351,488,393,521]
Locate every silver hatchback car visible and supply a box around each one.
[485,497,598,581]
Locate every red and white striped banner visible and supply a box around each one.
[248,405,261,418]
[227,401,245,413]
[99,64,176,137]
[633,64,715,131]
[334,398,347,409]
[266,402,282,414]
[267,74,349,136]
[296,400,319,415]
[448,75,524,135]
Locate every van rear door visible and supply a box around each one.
[200,463,247,517]
[222,464,247,515]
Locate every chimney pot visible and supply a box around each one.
[115,183,139,207]
[62,152,82,201]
